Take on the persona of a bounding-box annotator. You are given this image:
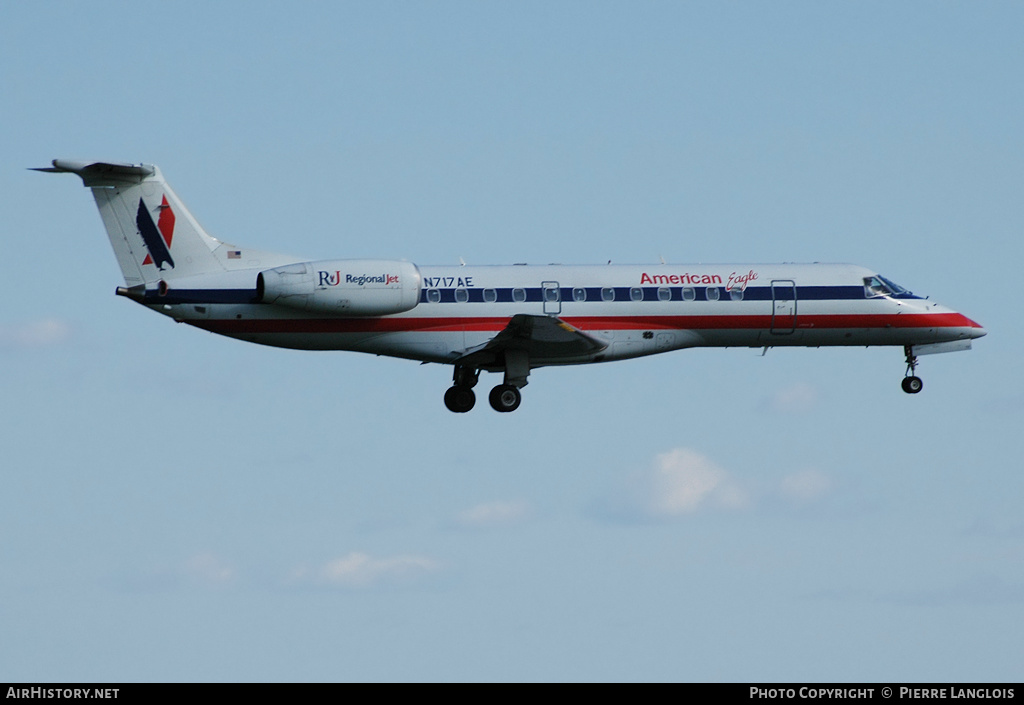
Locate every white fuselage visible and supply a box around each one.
[41,159,986,410]
[151,262,983,368]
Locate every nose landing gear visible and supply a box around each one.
[901,375,923,394]
[902,345,923,394]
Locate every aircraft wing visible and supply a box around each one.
[456,314,607,367]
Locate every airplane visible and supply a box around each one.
[36,159,986,413]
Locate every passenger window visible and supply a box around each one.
[729,288,743,301]
[427,289,441,304]
[483,288,497,303]
[512,288,527,303]
[455,288,469,303]
[657,287,671,301]
[706,287,720,301]
[544,287,560,302]
[630,287,643,301]
[573,287,586,302]
[601,287,615,302]
[682,287,696,302]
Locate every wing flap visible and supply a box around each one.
[456,314,607,367]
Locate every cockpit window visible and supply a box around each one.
[863,275,911,298]
[879,276,909,296]
[863,277,887,297]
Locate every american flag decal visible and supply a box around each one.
[227,250,242,259]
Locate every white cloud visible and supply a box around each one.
[184,552,235,586]
[456,500,530,529]
[780,469,832,502]
[0,318,72,349]
[596,449,835,523]
[298,552,440,589]
[119,553,236,592]
[622,448,750,520]
[764,382,819,413]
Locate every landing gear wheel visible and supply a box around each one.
[901,376,923,394]
[901,346,924,395]
[488,384,522,413]
[444,385,476,413]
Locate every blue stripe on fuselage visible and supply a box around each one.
[138,284,920,306]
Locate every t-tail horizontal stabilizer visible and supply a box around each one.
[34,158,293,288]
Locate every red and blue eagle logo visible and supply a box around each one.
[136,196,176,270]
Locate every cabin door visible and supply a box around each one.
[542,281,561,315]
[771,280,797,334]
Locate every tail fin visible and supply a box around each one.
[36,159,234,286]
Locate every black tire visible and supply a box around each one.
[901,376,923,394]
[488,384,522,413]
[444,385,476,412]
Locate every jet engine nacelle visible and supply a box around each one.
[257,259,421,315]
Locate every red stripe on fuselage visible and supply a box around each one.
[191,312,981,335]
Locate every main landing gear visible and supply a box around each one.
[488,384,521,413]
[444,359,528,413]
[902,345,923,394]
[444,365,479,413]
[443,384,477,413]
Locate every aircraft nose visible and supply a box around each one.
[957,313,986,339]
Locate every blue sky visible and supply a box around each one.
[2,1,1022,682]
